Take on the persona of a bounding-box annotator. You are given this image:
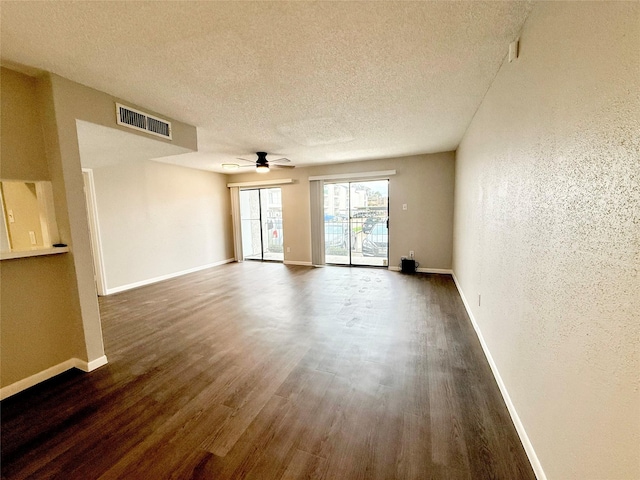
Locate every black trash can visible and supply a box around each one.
[401,258,416,274]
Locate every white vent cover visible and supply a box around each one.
[115,103,172,140]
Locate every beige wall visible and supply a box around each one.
[1,256,84,386]
[1,66,200,391]
[0,68,85,388]
[232,152,455,269]
[453,3,639,479]
[0,68,48,180]
[39,74,197,362]
[41,73,198,363]
[92,160,233,290]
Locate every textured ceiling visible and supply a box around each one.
[1,1,532,172]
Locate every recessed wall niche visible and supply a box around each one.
[0,180,60,254]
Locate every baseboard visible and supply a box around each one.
[284,260,313,266]
[451,272,547,480]
[0,355,108,401]
[389,266,453,274]
[417,267,453,274]
[74,355,108,372]
[106,258,235,295]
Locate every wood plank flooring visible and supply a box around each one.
[1,262,535,479]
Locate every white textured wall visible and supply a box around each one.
[92,161,234,291]
[453,2,639,479]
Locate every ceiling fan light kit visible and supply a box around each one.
[255,152,270,173]
[256,152,269,173]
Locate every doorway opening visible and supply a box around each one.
[324,180,389,267]
[240,187,284,262]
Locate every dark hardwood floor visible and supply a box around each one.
[1,262,535,479]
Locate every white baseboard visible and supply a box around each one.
[389,266,453,274]
[75,355,108,372]
[284,260,313,266]
[106,258,235,295]
[0,355,108,400]
[451,272,546,480]
[0,359,76,400]
[417,267,453,274]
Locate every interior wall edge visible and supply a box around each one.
[451,271,547,480]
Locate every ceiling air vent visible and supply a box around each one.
[115,103,172,140]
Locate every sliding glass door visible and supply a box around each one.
[324,180,388,267]
[240,188,283,262]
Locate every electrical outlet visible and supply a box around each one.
[29,231,37,245]
[286,246,291,253]
[409,250,414,259]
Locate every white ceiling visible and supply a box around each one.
[1,1,532,173]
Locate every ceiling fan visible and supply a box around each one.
[222,152,294,173]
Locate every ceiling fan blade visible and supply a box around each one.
[272,164,295,169]
[235,157,255,163]
[271,157,291,164]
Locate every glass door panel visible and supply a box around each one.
[324,180,388,267]
[240,189,262,260]
[240,188,283,262]
[324,183,350,265]
[261,188,284,261]
[351,180,388,267]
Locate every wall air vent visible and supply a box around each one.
[115,103,172,140]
